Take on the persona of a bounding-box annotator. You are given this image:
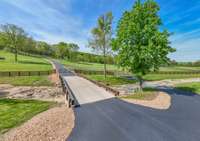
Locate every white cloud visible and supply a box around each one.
[1,0,91,52]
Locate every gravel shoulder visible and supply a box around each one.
[1,105,74,141]
[122,92,171,110]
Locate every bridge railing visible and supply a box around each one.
[59,75,79,107]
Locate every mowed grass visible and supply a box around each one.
[175,82,200,94]
[143,74,200,81]
[159,66,200,72]
[121,88,158,100]
[0,76,53,86]
[0,99,54,133]
[85,74,137,86]
[61,60,119,71]
[0,51,52,71]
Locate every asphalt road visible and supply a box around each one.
[52,61,200,141]
[67,88,200,141]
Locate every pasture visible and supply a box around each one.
[0,51,52,71]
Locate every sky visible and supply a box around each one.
[0,0,200,62]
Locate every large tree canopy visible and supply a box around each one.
[112,0,175,89]
[0,24,27,62]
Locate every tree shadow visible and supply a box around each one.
[19,60,50,65]
[0,91,9,98]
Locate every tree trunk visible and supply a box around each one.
[138,75,143,91]
[103,46,107,79]
[15,47,18,62]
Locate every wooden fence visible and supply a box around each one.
[0,70,56,77]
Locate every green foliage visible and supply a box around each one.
[0,24,27,62]
[54,42,70,59]
[0,99,54,133]
[113,0,175,78]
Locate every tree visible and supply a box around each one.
[112,0,175,90]
[68,43,79,61]
[36,41,52,56]
[89,12,113,78]
[0,24,27,62]
[55,42,70,59]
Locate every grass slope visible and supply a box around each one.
[0,99,54,133]
[121,88,158,100]
[0,51,52,71]
[143,74,200,81]
[61,60,119,71]
[85,74,137,86]
[0,76,53,86]
[175,82,200,94]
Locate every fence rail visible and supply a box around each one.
[0,70,55,77]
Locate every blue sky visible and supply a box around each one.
[0,0,200,62]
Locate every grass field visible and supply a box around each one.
[143,74,200,81]
[61,60,119,71]
[121,88,158,100]
[159,66,200,72]
[0,76,53,86]
[175,82,200,94]
[85,74,137,86]
[0,99,54,133]
[0,51,52,71]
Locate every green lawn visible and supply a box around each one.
[0,76,53,86]
[175,82,200,94]
[0,99,54,133]
[61,60,119,72]
[160,66,200,72]
[143,74,200,81]
[121,88,158,100]
[85,74,137,86]
[0,51,52,71]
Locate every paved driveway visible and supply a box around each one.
[67,88,200,141]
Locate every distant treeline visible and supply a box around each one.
[170,60,200,67]
[0,25,114,64]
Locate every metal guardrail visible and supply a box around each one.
[59,75,79,107]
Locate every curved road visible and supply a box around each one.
[53,61,200,141]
